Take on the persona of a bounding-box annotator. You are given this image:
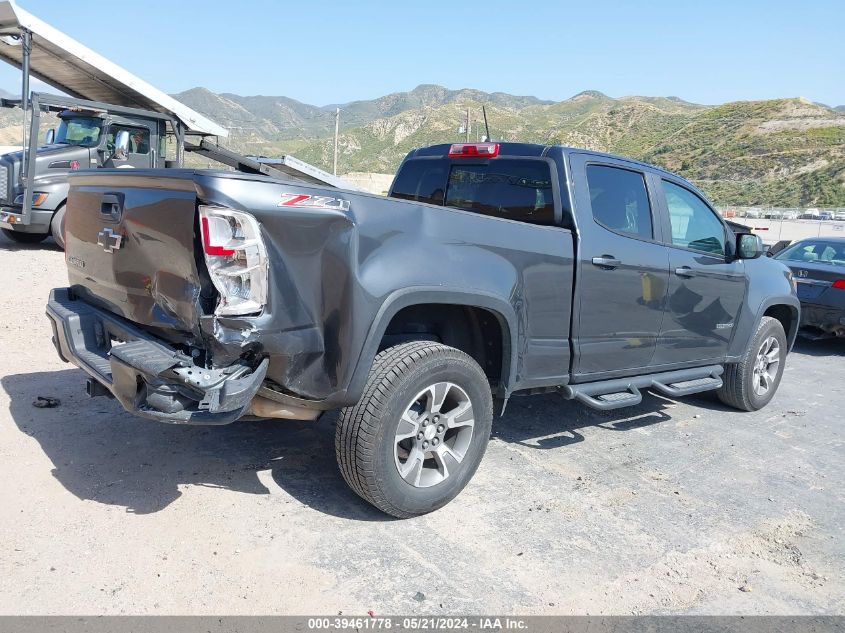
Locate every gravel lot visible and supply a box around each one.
[0,233,842,615]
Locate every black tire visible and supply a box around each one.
[50,204,66,250]
[717,316,787,411]
[1,228,49,244]
[336,341,493,518]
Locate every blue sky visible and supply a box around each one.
[1,0,843,106]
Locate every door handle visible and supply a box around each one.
[592,256,621,269]
[100,193,124,222]
[675,266,696,278]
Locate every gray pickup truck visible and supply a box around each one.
[46,141,799,517]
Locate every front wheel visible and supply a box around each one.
[717,316,787,411]
[336,342,493,518]
[50,204,66,250]
[1,228,49,244]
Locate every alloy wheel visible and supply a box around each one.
[752,335,781,396]
[393,382,475,488]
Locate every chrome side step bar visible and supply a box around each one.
[560,365,724,411]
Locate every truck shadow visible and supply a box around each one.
[0,234,62,252]
[492,390,729,449]
[1,369,384,521]
[3,368,732,520]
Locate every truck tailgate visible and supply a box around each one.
[65,171,204,339]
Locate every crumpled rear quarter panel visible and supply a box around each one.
[191,172,575,405]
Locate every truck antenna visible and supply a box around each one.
[482,106,491,142]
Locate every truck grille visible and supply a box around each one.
[0,165,8,204]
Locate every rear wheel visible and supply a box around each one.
[1,228,49,244]
[50,204,66,250]
[717,316,787,411]
[336,342,493,518]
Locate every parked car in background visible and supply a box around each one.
[766,240,793,258]
[834,211,845,221]
[819,211,834,221]
[800,209,821,220]
[774,237,845,339]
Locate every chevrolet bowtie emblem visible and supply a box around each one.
[97,227,123,253]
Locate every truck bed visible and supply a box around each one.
[61,168,576,410]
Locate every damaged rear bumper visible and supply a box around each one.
[46,287,268,424]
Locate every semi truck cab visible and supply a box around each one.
[0,93,170,247]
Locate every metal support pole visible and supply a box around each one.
[20,29,30,162]
[333,108,340,176]
[21,93,40,225]
[175,120,185,167]
[20,29,34,224]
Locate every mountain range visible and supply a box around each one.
[172,84,844,207]
[173,84,553,142]
[0,83,842,206]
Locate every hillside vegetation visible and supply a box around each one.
[175,85,844,206]
[0,84,842,206]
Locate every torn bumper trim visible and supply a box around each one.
[46,287,268,424]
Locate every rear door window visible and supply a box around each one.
[586,164,653,239]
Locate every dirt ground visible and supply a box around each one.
[0,232,842,616]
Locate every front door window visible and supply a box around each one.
[663,180,726,255]
[106,125,153,168]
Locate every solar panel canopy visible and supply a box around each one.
[0,0,228,137]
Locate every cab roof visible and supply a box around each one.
[408,142,681,176]
[405,142,708,197]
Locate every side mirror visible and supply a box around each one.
[113,130,130,160]
[736,233,763,260]
[44,128,55,144]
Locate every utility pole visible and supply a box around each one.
[333,107,340,176]
[465,108,470,142]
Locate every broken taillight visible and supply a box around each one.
[201,215,236,257]
[198,205,268,316]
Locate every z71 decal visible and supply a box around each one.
[278,193,350,211]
